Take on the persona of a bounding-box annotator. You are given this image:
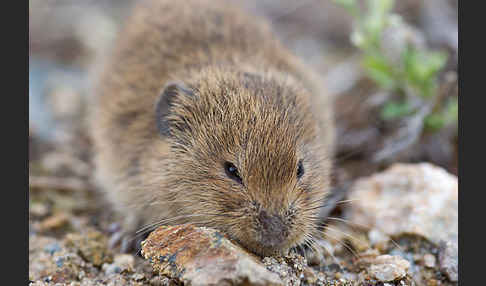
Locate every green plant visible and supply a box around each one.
[334,0,456,131]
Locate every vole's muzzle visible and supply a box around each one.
[258,210,289,248]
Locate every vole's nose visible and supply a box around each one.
[258,210,289,247]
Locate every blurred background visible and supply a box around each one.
[29,0,458,182]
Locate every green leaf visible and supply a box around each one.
[404,49,448,97]
[366,0,394,29]
[424,113,446,131]
[424,96,458,131]
[333,0,356,7]
[363,54,396,89]
[335,0,451,128]
[332,0,358,15]
[444,96,459,125]
[380,101,412,120]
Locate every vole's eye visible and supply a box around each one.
[224,162,243,184]
[297,160,304,179]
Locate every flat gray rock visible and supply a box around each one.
[345,163,458,245]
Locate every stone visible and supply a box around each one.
[262,253,307,286]
[367,255,410,282]
[39,212,70,231]
[64,229,113,267]
[141,224,283,286]
[345,163,458,245]
[422,254,436,268]
[438,241,458,282]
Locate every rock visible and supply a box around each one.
[29,236,88,283]
[438,241,458,282]
[64,229,113,267]
[113,254,135,273]
[422,254,436,268]
[103,263,123,275]
[39,212,70,231]
[43,242,62,255]
[345,163,458,245]
[30,234,154,285]
[366,255,410,282]
[302,267,318,284]
[131,273,145,281]
[103,254,135,275]
[30,202,50,217]
[148,276,173,286]
[141,224,283,286]
[367,229,389,246]
[262,253,307,286]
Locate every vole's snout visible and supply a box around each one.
[258,210,289,248]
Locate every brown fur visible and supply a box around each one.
[91,0,334,256]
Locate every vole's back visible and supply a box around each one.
[91,0,334,250]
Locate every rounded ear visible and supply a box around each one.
[155,81,193,136]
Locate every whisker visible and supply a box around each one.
[325,217,403,251]
[321,225,369,248]
[305,237,324,260]
[325,217,370,229]
[334,198,361,205]
[321,230,360,259]
[313,238,343,269]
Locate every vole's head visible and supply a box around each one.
[154,68,332,256]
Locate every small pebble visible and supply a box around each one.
[132,273,145,281]
[368,255,410,282]
[64,230,112,266]
[77,271,85,280]
[44,242,61,255]
[40,212,69,231]
[30,202,49,217]
[423,254,436,268]
[438,241,458,282]
[113,254,135,273]
[55,257,64,267]
[103,263,122,275]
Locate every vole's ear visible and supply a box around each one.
[155,81,193,136]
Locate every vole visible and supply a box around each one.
[91,0,335,257]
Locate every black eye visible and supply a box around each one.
[224,162,243,184]
[297,160,304,179]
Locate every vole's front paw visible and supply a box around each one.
[107,217,145,254]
